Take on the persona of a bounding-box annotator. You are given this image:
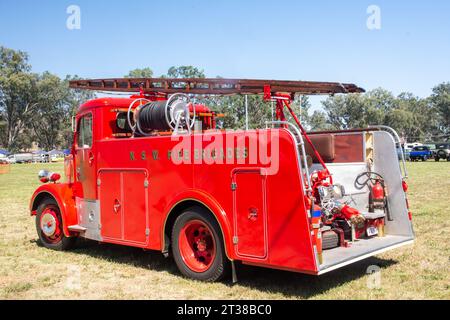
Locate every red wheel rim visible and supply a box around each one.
[39,207,62,244]
[178,220,216,272]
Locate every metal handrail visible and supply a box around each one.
[368,125,408,179]
[266,121,312,193]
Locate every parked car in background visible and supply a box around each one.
[406,143,423,148]
[434,143,450,161]
[47,150,66,162]
[404,143,422,160]
[424,144,436,157]
[8,153,33,164]
[6,155,16,164]
[32,154,46,163]
[397,146,410,161]
[409,146,433,161]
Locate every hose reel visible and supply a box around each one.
[127,93,196,136]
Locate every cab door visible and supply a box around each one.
[75,112,96,200]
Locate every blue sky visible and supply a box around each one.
[0,0,449,109]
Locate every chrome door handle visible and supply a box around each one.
[88,152,94,166]
[113,199,121,213]
[248,207,258,221]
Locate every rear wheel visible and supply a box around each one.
[423,156,428,161]
[35,198,76,250]
[171,207,228,282]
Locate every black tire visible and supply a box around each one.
[322,231,340,250]
[171,206,229,282]
[35,198,76,251]
[423,156,427,161]
[437,151,448,159]
[435,157,440,162]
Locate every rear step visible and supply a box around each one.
[68,225,87,232]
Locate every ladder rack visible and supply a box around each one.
[69,78,365,96]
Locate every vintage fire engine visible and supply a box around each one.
[29,78,414,282]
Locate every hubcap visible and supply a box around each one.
[178,220,216,272]
[40,208,62,243]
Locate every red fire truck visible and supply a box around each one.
[30,78,414,282]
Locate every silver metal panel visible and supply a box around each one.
[310,162,370,212]
[76,197,102,241]
[373,132,414,237]
[320,235,413,272]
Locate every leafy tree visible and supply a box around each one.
[29,72,70,150]
[319,88,444,142]
[322,93,367,129]
[125,67,153,78]
[430,82,450,135]
[60,75,96,147]
[309,110,330,131]
[0,46,96,151]
[0,46,40,151]
[322,88,399,130]
[208,94,270,130]
[0,112,6,145]
[164,66,205,78]
[388,92,437,141]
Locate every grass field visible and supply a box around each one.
[0,161,449,300]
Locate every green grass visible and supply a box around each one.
[0,161,449,299]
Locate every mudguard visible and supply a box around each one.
[30,183,78,237]
[163,189,235,260]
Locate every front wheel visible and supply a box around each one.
[35,198,76,251]
[171,207,229,282]
[423,156,427,161]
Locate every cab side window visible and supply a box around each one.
[77,113,93,148]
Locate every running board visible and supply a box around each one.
[68,225,87,232]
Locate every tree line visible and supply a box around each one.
[0,46,94,152]
[1,46,449,152]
